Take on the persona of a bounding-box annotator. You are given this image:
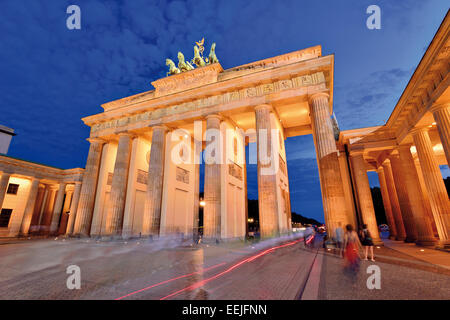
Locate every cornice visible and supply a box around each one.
[386,12,449,133]
[83,54,333,127]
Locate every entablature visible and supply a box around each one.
[0,155,84,184]
[84,52,334,139]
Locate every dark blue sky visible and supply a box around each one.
[1,1,448,223]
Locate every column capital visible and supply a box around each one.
[397,144,413,152]
[376,166,384,173]
[116,131,135,138]
[348,149,365,157]
[49,184,59,191]
[389,152,400,159]
[430,102,450,114]
[151,125,169,132]
[410,126,430,136]
[254,104,272,112]
[205,114,223,121]
[309,92,330,104]
[86,137,106,145]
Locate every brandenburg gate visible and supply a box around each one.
[1,14,449,247]
[70,44,353,241]
[70,15,450,247]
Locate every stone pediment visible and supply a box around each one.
[151,63,223,97]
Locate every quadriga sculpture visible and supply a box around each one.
[208,43,219,64]
[165,40,219,76]
[192,45,206,67]
[177,52,195,72]
[166,58,180,76]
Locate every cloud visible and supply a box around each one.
[334,67,414,130]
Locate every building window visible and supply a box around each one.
[0,209,13,227]
[7,183,19,195]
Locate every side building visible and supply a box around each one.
[0,129,84,238]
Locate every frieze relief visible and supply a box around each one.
[228,162,243,181]
[90,71,326,134]
[136,169,148,185]
[176,167,190,184]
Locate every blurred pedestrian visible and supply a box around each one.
[360,224,375,261]
[343,224,361,272]
[322,234,328,250]
[335,222,344,257]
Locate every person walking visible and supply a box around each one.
[335,222,344,257]
[343,224,362,272]
[360,224,375,261]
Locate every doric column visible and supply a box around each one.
[398,145,437,246]
[430,103,450,165]
[20,178,41,235]
[254,106,279,238]
[143,126,167,236]
[34,186,49,232]
[0,172,11,210]
[376,167,397,240]
[29,185,45,233]
[41,186,57,233]
[66,182,81,235]
[349,152,381,245]
[414,160,439,238]
[49,183,67,234]
[192,132,202,241]
[105,133,133,236]
[203,115,223,239]
[73,138,105,236]
[389,154,418,242]
[382,161,406,240]
[57,188,73,235]
[412,127,450,245]
[309,93,349,238]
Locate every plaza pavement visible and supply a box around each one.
[0,234,448,300]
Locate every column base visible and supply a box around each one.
[71,233,91,239]
[404,236,417,243]
[415,239,438,247]
[100,235,125,242]
[201,237,222,245]
[436,240,450,249]
[395,235,406,241]
[388,235,397,240]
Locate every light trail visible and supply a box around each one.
[115,262,226,300]
[159,239,302,300]
[305,234,315,245]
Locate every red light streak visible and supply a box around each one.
[305,235,315,244]
[159,239,302,300]
[115,262,226,300]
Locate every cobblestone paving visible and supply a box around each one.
[0,235,305,300]
[1,235,448,300]
[318,247,450,300]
